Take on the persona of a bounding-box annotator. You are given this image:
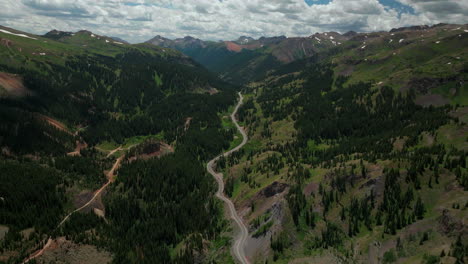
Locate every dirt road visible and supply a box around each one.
[23,155,124,263]
[207,92,249,264]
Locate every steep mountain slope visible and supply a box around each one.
[212,24,468,263]
[0,26,238,264]
[147,24,468,90]
[146,33,343,84]
[331,24,468,106]
[1,23,467,264]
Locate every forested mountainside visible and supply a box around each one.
[0,26,238,263]
[0,22,467,264]
[214,25,468,263]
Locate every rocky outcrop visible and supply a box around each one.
[259,182,288,198]
[0,38,13,48]
[438,209,466,237]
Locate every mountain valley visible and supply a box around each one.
[0,21,467,264]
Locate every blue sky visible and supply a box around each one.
[305,0,332,5]
[0,0,467,43]
[306,0,414,15]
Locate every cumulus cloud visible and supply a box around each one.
[0,0,466,43]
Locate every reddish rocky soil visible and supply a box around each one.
[0,72,30,97]
[224,41,262,52]
[37,114,71,134]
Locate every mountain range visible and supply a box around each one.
[0,23,467,264]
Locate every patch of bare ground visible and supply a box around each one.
[0,72,30,97]
[245,201,286,262]
[36,237,112,264]
[415,94,450,107]
[303,182,319,197]
[21,228,35,240]
[439,124,468,151]
[0,225,9,241]
[421,132,435,147]
[358,163,385,198]
[184,117,193,131]
[224,41,243,52]
[128,142,174,162]
[0,38,13,48]
[450,106,468,124]
[208,88,219,95]
[67,141,87,156]
[337,65,354,76]
[438,209,467,238]
[393,137,407,151]
[93,208,105,219]
[240,182,289,261]
[236,180,289,219]
[73,190,105,214]
[37,114,71,135]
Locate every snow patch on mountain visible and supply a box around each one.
[0,29,37,40]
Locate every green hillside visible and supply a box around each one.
[216,24,468,264]
[0,26,238,263]
[0,22,466,264]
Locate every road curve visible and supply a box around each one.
[207,92,249,264]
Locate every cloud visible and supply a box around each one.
[0,0,466,43]
[22,0,95,18]
[397,0,468,17]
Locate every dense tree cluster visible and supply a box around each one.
[0,41,238,263]
[103,147,225,263]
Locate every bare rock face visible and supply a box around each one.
[438,209,466,237]
[390,25,430,33]
[260,182,288,198]
[360,178,377,189]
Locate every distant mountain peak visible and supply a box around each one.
[148,35,171,41]
[343,31,358,37]
[390,25,430,33]
[46,29,72,35]
[43,29,73,40]
[77,30,93,35]
[110,37,129,44]
[236,36,254,44]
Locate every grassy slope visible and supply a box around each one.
[332,26,468,105]
[231,92,467,264]
[220,27,468,263]
[0,28,182,70]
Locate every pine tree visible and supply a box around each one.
[451,235,466,264]
[414,197,425,220]
[434,166,440,184]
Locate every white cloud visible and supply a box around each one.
[0,0,466,43]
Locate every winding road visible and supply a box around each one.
[207,92,250,264]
